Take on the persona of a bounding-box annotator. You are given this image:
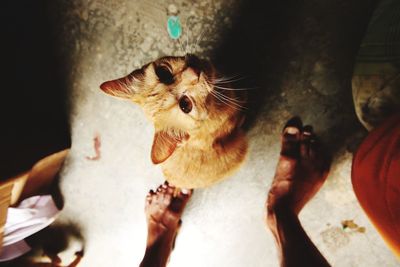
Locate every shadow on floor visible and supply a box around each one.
[212,0,298,131]
[212,0,379,155]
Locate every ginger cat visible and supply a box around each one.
[100,54,247,188]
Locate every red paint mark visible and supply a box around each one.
[86,134,101,160]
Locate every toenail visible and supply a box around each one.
[181,189,190,195]
[286,127,299,135]
[162,184,167,188]
[283,116,303,131]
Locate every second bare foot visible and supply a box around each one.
[267,117,331,219]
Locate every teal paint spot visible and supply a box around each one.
[167,16,182,40]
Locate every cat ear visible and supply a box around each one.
[100,75,134,99]
[100,67,146,98]
[151,130,188,164]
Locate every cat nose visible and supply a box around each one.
[185,54,202,77]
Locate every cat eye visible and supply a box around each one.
[155,65,174,85]
[179,95,193,114]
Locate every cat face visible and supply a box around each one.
[100,54,244,165]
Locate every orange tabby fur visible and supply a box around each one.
[100,55,247,188]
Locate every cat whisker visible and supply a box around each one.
[210,93,246,111]
[185,18,197,55]
[191,27,206,54]
[182,32,188,54]
[145,20,185,57]
[210,90,247,110]
[185,31,191,54]
[210,91,237,110]
[212,87,243,101]
[137,2,191,55]
[213,75,240,81]
[206,76,241,89]
[212,76,248,84]
[187,18,196,54]
[213,85,259,91]
[213,74,243,80]
[191,33,200,54]
[180,19,189,54]
[213,89,246,105]
[177,39,186,56]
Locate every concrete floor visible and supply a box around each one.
[38,0,398,266]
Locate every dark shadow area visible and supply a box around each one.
[0,0,71,179]
[50,173,66,211]
[4,223,85,267]
[212,0,299,131]
[26,223,85,257]
[212,0,379,155]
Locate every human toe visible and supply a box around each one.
[281,118,302,158]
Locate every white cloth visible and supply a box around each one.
[0,240,31,262]
[0,195,60,262]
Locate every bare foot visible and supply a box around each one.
[265,117,332,267]
[140,182,192,267]
[145,182,192,247]
[267,117,331,218]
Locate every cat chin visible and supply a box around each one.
[160,131,248,189]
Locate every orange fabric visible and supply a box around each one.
[352,114,400,258]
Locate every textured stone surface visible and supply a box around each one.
[42,0,398,266]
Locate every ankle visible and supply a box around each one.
[266,206,297,230]
[146,221,177,248]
